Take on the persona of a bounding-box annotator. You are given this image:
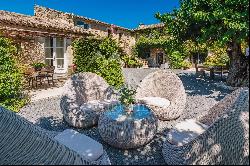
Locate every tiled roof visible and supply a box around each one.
[35,5,132,32]
[0,10,93,36]
[134,23,165,31]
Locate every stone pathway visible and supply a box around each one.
[28,86,64,102]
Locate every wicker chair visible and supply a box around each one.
[60,72,118,128]
[0,107,111,165]
[135,70,186,120]
[162,88,249,165]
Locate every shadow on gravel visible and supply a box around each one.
[35,116,69,132]
[177,72,233,101]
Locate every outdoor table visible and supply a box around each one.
[23,68,53,88]
[98,104,158,149]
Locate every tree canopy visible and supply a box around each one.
[156,0,249,45]
[156,0,249,86]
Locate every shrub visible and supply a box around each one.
[99,37,119,59]
[181,61,192,69]
[204,53,229,67]
[94,56,124,88]
[168,51,185,69]
[73,37,124,88]
[31,62,46,71]
[118,84,136,108]
[121,55,143,68]
[73,37,101,72]
[0,37,27,112]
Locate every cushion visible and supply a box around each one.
[54,129,104,161]
[137,97,171,108]
[167,119,208,146]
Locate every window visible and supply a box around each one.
[76,21,84,26]
[44,37,66,71]
[76,20,90,29]
[84,24,89,29]
[45,37,54,66]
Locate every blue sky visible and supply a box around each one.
[0,0,179,29]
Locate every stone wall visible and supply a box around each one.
[66,38,74,70]
[147,48,168,67]
[17,37,45,65]
[34,6,136,55]
[34,6,74,25]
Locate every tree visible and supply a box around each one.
[156,0,249,87]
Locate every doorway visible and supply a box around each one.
[44,37,67,73]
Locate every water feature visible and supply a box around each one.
[106,104,152,120]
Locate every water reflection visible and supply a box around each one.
[106,104,151,120]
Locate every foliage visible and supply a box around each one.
[156,0,249,45]
[135,30,170,58]
[99,37,119,59]
[120,54,143,68]
[0,37,27,112]
[31,62,46,68]
[134,25,206,69]
[93,55,124,88]
[181,61,192,69]
[73,37,124,88]
[204,42,230,67]
[31,62,46,71]
[156,0,249,86]
[73,37,100,72]
[182,40,207,57]
[118,84,136,108]
[167,51,184,69]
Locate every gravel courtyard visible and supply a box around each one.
[18,70,234,165]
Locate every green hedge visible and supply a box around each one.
[0,37,27,112]
[73,37,124,88]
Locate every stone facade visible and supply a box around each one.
[18,37,45,65]
[148,48,168,67]
[134,24,167,67]
[0,5,164,74]
[34,6,135,55]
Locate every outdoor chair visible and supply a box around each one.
[0,107,111,165]
[35,69,47,88]
[136,70,186,120]
[60,72,119,128]
[44,65,55,85]
[195,63,207,78]
[23,67,36,87]
[162,88,249,165]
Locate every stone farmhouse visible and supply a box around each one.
[0,6,198,74]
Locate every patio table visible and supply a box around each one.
[98,104,158,149]
[23,68,54,88]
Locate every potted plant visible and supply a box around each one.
[31,62,46,71]
[118,85,136,114]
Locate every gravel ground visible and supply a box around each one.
[18,70,233,165]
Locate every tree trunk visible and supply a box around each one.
[226,42,249,87]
